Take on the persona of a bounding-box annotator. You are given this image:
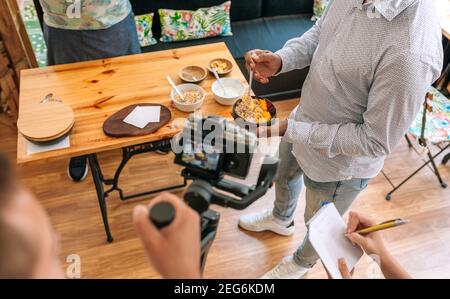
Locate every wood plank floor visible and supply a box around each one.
[1,98,450,278]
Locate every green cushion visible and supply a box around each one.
[130,0,263,41]
[135,13,157,47]
[158,1,232,43]
[141,14,314,59]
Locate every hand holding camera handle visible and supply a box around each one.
[149,202,175,229]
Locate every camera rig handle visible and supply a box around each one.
[149,201,175,229]
[148,155,278,274]
[148,155,279,224]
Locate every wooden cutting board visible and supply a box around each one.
[103,103,172,137]
[17,101,75,142]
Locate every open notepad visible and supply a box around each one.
[308,203,364,279]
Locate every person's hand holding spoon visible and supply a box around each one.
[244,49,282,84]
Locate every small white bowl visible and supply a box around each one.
[171,83,205,112]
[211,78,245,106]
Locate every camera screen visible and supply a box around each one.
[181,144,220,171]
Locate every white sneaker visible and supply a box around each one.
[238,209,295,236]
[261,256,309,279]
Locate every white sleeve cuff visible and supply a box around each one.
[275,48,294,75]
[284,119,311,145]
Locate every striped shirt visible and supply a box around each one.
[276,0,443,182]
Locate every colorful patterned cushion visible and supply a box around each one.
[312,0,330,21]
[135,13,157,47]
[158,1,232,43]
[408,87,450,144]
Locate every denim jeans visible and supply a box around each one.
[273,139,369,268]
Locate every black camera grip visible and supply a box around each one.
[149,202,175,229]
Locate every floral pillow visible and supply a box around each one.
[312,0,330,21]
[159,1,232,42]
[135,13,157,47]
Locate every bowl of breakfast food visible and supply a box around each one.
[179,65,207,83]
[211,78,245,106]
[171,83,205,112]
[208,58,233,76]
[232,95,277,126]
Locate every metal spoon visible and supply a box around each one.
[248,68,254,97]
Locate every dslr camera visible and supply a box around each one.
[151,115,278,271]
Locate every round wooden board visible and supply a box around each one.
[17,101,75,142]
[24,119,74,142]
[103,103,172,138]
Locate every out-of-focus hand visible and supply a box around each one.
[133,192,201,279]
[244,49,282,84]
[257,119,288,138]
[324,258,354,279]
[345,211,387,257]
[338,258,354,279]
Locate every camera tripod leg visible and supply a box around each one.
[199,209,221,273]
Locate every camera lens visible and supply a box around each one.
[149,202,175,229]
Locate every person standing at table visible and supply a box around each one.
[38,0,141,181]
[239,0,443,279]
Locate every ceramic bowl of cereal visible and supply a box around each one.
[171,83,205,112]
[232,95,277,126]
[207,58,233,76]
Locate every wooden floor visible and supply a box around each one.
[1,98,450,278]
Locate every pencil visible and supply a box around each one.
[355,218,408,235]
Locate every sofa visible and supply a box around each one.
[33,0,316,100]
[131,0,314,101]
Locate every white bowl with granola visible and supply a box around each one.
[171,83,205,112]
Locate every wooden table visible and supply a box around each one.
[18,42,248,242]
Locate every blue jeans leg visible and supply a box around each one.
[272,139,304,222]
[293,176,370,268]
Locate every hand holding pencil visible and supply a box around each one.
[345,212,389,257]
[338,211,411,279]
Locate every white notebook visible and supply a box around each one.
[308,203,364,279]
